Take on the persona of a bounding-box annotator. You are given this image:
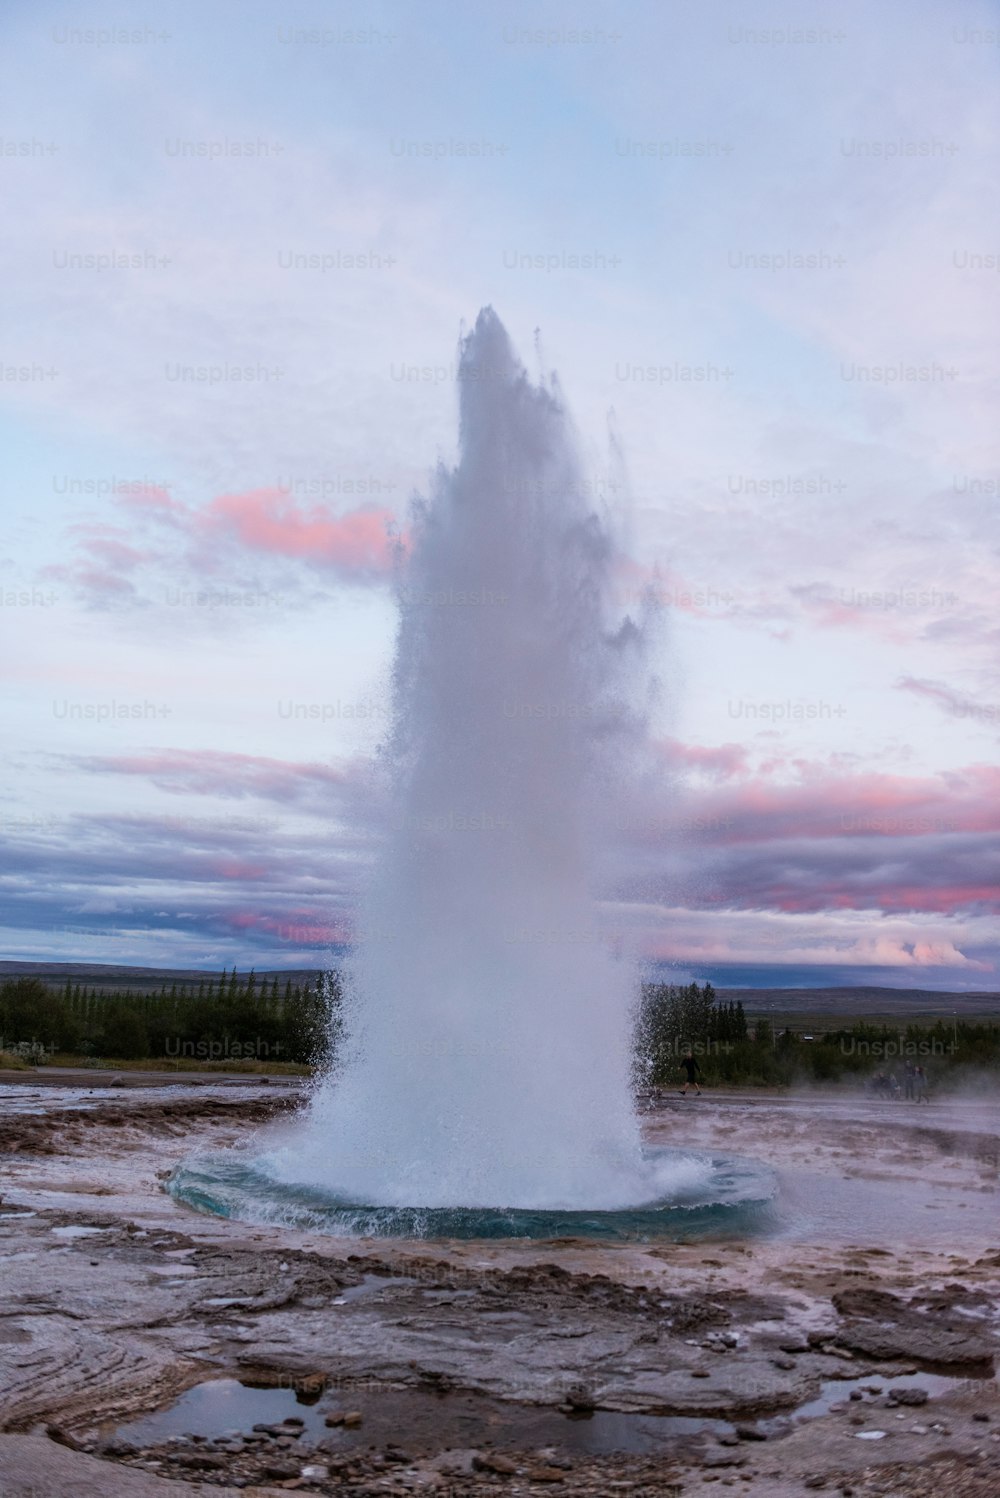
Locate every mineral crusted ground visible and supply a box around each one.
[0,1076,997,1496]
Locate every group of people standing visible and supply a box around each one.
[871,1061,930,1102]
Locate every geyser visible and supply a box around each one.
[278,307,664,1210]
[171,310,776,1234]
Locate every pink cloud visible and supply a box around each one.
[690,765,1000,845]
[198,488,399,576]
[76,748,349,802]
[223,909,351,946]
[44,482,403,606]
[660,737,749,780]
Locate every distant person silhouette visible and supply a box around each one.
[679,1051,702,1096]
[914,1065,930,1103]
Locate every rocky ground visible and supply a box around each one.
[0,1079,997,1497]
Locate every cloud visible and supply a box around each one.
[45,485,401,608]
[659,737,749,780]
[72,748,354,804]
[897,675,999,730]
[198,487,400,575]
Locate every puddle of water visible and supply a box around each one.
[49,1225,106,1239]
[338,1274,416,1303]
[761,1368,998,1433]
[112,1378,732,1456]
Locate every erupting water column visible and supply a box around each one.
[263,309,693,1214]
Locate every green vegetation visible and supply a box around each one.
[0,970,337,1068]
[636,982,1000,1089]
[0,1048,32,1070]
[1,969,996,1089]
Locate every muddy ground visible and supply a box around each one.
[0,1079,997,1496]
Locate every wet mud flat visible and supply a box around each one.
[0,1079,998,1496]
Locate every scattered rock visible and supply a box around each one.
[172,1450,227,1469]
[886,1386,929,1405]
[473,1451,519,1475]
[831,1287,997,1369]
[262,1458,301,1479]
[45,1425,83,1451]
[702,1449,747,1468]
[98,1437,137,1457]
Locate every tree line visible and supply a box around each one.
[635,981,1000,1087]
[1,970,996,1085]
[0,970,337,1065]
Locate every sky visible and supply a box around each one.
[1,0,998,990]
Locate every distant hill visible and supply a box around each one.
[0,960,327,996]
[718,985,999,1023]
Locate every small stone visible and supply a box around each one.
[172,1451,226,1470]
[973,1412,991,1422]
[46,1425,84,1452]
[734,1425,767,1442]
[887,1387,928,1406]
[525,1467,566,1483]
[803,1480,826,1491]
[100,1438,138,1457]
[262,1460,300,1479]
[342,1410,363,1428]
[690,1368,711,1378]
[324,1412,345,1427]
[771,1357,796,1371]
[301,1467,330,1483]
[473,1452,519,1475]
[702,1450,747,1468]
